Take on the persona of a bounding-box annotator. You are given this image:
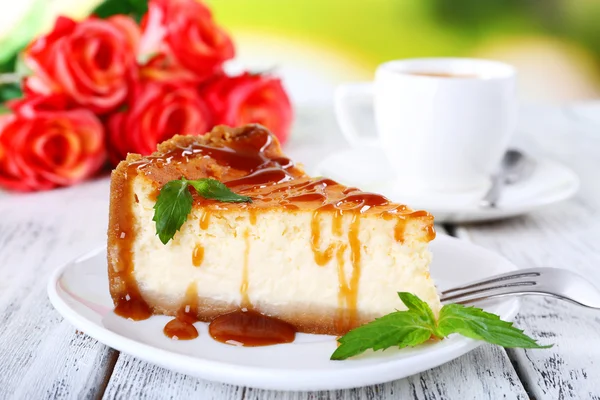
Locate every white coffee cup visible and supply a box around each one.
[335,58,517,197]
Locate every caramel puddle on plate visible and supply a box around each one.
[163,284,200,340]
[209,310,296,346]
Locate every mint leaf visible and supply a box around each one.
[153,178,252,244]
[437,304,551,349]
[398,292,436,327]
[331,292,550,360]
[153,180,193,245]
[331,311,434,360]
[186,178,252,203]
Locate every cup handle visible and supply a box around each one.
[335,82,380,148]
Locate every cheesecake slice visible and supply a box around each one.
[108,124,440,335]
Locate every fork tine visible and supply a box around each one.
[441,284,587,306]
[441,288,534,305]
[441,280,537,303]
[441,268,542,295]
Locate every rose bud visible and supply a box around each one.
[0,94,106,192]
[107,80,212,166]
[140,0,234,80]
[24,15,140,114]
[203,72,293,145]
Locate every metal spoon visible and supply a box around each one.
[480,149,531,208]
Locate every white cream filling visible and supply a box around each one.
[131,176,441,318]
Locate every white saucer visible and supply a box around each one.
[315,148,579,223]
[47,236,519,391]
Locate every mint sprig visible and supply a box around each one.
[331,292,550,360]
[437,304,546,348]
[153,178,252,244]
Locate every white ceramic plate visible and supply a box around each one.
[315,148,579,223]
[48,236,519,391]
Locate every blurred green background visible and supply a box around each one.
[2,0,599,104]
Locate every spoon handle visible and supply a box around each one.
[480,173,503,208]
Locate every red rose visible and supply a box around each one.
[24,16,140,114]
[140,0,234,80]
[140,53,201,85]
[107,81,212,166]
[0,95,106,192]
[203,73,293,144]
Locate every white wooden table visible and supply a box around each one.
[1,103,599,399]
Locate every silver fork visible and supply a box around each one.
[440,268,600,309]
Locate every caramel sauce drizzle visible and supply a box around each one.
[335,244,349,333]
[112,164,153,321]
[192,244,204,267]
[332,209,343,236]
[111,125,435,336]
[332,215,363,332]
[425,224,437,241]
[346,214,362,328]
[287,193,326,202]
[394,218,407,243]
[199,212,211,230]
[129,126,434,227]
[163,284,199,340]
[310,210,335,266]
[240,229,251,308]
[148,189,159,202]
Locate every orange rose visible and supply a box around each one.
[0,95,106,191]
[107,81,212,166]
[140,0,234,80]
[203,73,293,144]
[24,16,140,114]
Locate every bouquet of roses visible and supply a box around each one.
[0,0,292,192]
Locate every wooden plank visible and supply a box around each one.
[0,180,118,399]
[102,355,245,400]
[102,344,526,400]
[245,345,526,400]
[456,105,600,398]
